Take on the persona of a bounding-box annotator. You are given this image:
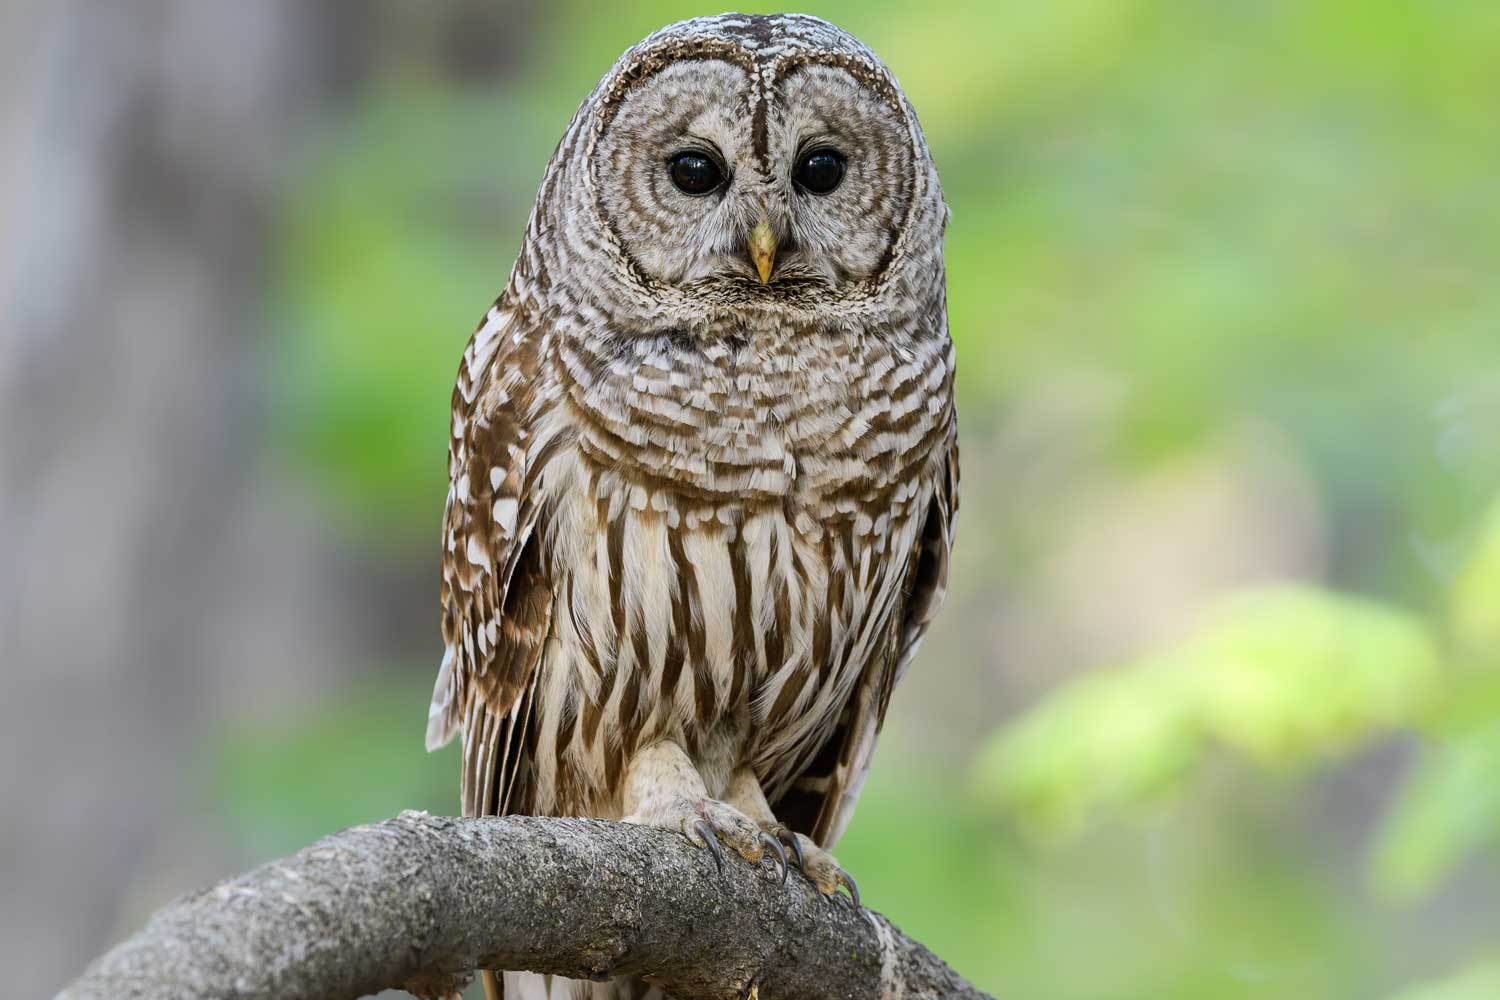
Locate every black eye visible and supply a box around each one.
[793,148,846,194]
[668,151,725,195]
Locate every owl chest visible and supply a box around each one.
[557,327,933,511]
[528,438,930,810]
[523,331,946,809]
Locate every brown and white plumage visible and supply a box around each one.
[425,13,956,998]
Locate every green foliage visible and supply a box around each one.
[975,587,1440,840]
[1388,957,1500,1000]
[982,502,1500,909]
[1451,499,1500,661]
[1370,675,1500,900]
[1366,497,1500,899]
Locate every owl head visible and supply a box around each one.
[523,14,947,333]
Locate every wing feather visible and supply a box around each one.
[427,297,557,820]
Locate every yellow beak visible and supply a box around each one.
[748,216,777,284]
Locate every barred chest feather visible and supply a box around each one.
[503,311,953,818]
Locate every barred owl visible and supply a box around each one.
[425,13,957,999]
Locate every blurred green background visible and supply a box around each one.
[9,2,1500,998]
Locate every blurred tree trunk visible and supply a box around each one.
[0,3,321,994]
[0,0,546,995]
[0,3,538,993]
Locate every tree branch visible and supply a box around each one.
[59,811,991,1000]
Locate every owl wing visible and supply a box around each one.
[777,423,959,848]
[426,298,557,819]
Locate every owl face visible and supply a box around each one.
[589,36,922,308]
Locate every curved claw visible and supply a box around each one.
[759,831,788,886]
[836,868,861,910]
[775,827,806,873]
[692,820,725,875]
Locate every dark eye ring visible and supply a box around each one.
[667,150,726,196]
[793,147,846,194]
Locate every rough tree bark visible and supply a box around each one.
[59,811,991,1000]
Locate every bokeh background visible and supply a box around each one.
[4,2,1500,997]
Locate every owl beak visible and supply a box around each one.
[748,216,778,284]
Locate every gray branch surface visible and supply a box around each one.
[59,811,991,1000]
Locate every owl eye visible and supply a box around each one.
[667,151,725,196]
[793,148,846,195]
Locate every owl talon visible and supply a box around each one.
[836,868,861,910]
[774,826,805,873]
[691,820,725,875]
[759,831,788,886]
[761,825,862,908]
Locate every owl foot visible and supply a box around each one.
[765,824,861,909]
[618,744,787,884]
[627,793,787,881]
